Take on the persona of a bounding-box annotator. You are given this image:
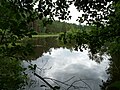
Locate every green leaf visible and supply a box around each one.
[109,81,120,89]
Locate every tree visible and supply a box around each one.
[0,0,37,89]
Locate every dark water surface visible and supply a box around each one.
[24,37,110,90]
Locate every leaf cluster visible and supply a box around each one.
[0,57,28,90]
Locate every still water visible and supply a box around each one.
[24,37,110,90]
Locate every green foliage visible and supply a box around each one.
[38,20,80,34]
[0,0,37,89]
[0,0,37,44]
[108,81,120,89]
[59,26,105,62]
[0,57,27,90]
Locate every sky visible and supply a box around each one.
[53,0,83,25]
[63,4,83,25]
[34,0,83,25]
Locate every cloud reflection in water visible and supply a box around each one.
[30,47,109,90]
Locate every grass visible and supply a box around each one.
[32,34,59,38]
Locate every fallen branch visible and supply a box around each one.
[34,72,56,90]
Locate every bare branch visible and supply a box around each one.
[34,72,55,90]
[44,77,87,89]
[67,79,87,90]
[79,77,92,90]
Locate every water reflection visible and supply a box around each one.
[31,48,109,90]
[25,37,110,90]
[30,37,61,59]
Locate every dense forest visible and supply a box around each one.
[0,0,120,90]
[32,20,89,34]
[39,20,79,33]
[31,19,92,34]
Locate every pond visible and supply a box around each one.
[24,37,110,90]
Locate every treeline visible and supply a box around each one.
[33,20,91,34]
[38,20,78,33]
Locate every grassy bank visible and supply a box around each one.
[32,34,59,38]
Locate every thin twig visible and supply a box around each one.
[67,79,87,90]
[79,77,92,90]
[64,76,75,83]
[44,77,87,89]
